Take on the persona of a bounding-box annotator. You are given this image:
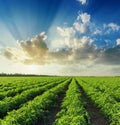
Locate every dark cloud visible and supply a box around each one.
[99,45,120,65]
[1,47,19,61]
[19,32,48,58]
[3,49,14,60]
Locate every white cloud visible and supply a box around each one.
[74,13,120,36]
[77,0,87,5]
[108,23,120,31]
[78,13,90,23]
[116,38,120,45]
[74,13,90,34]
[57,27,75,37]
[74,14,120,36]
[93,29,102,35]
[74,22,87,33]
[103,23,120,34]
[56,27,76,49]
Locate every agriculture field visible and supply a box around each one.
[0,76,120,125]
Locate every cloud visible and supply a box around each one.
[108,23,120,31]
[73,13,120,36]
[54,27,75,49]
[93,29,102,35]
[1,47,25,62]
[103,23,120,34]
[74,22,87,33]
[19,32,48,57]
[57,27,75,37]
[1,11,120,76]
[72,37,98,62]
[96,45,120,65]
[77,0,87,5]
[116,38,120,45]
[77,13,90,23]
[0,32,73,65]
[0,33,49,65]
[74,13,91,34]
[0,31,98,65]
[3,48,14,60]
[73,13,120,37]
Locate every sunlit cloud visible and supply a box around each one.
[74,13,90,34]
[77,13,90,23]
[57,27,75,37]
[1,12,120,67]
[0,10,120,75]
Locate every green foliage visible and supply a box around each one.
[54,79,91,125]
[0,78,70,125]
[0,76,119,125]
[0,77,67,118]
[76,77,120,125]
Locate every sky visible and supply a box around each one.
[0,0,120,76]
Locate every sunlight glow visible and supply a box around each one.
[27,65,39,73]
[0,21,17,47]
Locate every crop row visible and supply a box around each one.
[76,77,120,125]
[0,77,67,100]
[0,78,68,118]
[0,78,71,125]
[54,79,90,125]
[0,77,65,92]
[0,81,48,100]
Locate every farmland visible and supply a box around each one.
[0,76,120,125]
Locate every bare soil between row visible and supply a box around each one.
[76,80,109,125]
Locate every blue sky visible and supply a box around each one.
[0,0,120,75]
[0,0,119,38]
[0,0,120,45]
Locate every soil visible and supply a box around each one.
[36,80,71,125]
[36,93,65,125]
[76,80,109,125]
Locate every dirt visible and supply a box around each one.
[36,81,71,125]
[36,93,65,125]
[76,80,109,125]
[36,79,72,125]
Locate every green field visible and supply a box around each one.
[0,76,120,125]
